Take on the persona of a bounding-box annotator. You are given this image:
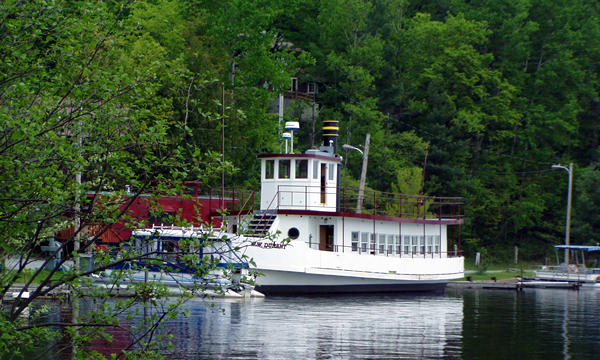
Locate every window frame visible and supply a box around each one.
[278,159,291,179]
[265,159,275,179]
[351,231,359,252]
[295,159,308,179]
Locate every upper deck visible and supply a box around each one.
[256,149,463,224]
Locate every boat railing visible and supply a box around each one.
[538,264,600,275]
[149,224,228,233]
[272,185,463,220]
[341,187,463,220]
[206,187,256,215]
[304,240,463,258]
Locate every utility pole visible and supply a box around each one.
[356,133,370,214]
[551,163,573,264]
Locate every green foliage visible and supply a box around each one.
[572,166,600,244]
[3,0,600,355]
[0,1,245,358]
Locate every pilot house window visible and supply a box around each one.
[265,160,274,179]
[278,159,290,179]
[296,159,308,179]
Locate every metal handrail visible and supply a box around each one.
[304,240,464,258]
[249,190,281,236]
[273,184,464,220]
[235,190,255,218]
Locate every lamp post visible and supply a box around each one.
[342,133,370,214]
[551,163,573,264]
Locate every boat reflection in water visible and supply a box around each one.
[35,288,600,359]
[153,295,464,359]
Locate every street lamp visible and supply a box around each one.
[342,133,370,214]
[551,163,573,264]
[342,144,363,156]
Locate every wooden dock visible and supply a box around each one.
[448,278,587,291]
[447,279,523,290]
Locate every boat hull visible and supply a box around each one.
[255,270,447,295]
[239,237,463,295]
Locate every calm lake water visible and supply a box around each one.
[130,288,600,360]
[41,287,600,359]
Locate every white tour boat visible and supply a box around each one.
[227,121,465,294]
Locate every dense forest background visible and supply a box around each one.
[3,0,600,262]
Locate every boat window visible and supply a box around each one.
[278,159,291,179]
[184,184,196,195]
[387,235,395,255]
[427,235,433,254]
[420,236,425,254]
[161,239,178,262]
[265,160,274,179]
[295,159,308,179]
[328,163,335,180]
[404,235,410,255]
[378,234,386,254]
[370,233,376,254]
[351,232,359,252]
[288,227,300,240]
[412,235,418,254]
[313,160,319,179]
[361,232,369,253]
[434,235,440,254]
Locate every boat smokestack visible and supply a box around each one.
[322,120,339,154]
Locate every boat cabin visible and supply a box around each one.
[248,120,463,260]
[259,150,340,212]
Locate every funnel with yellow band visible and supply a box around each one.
[322,120,339,153]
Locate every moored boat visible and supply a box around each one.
[98,225,264,298]
[534,245,600,288]
[227,121,465,295]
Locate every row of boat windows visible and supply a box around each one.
[264,159,335,180]
[350,232,441,255]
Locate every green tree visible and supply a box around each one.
[445,0,600,256]
[179,0,312,188]
[0,1,239,358]
[572,165,600,245]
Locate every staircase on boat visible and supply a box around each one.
[247,211,277,236]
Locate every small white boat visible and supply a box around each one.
[534,245,600,287]
[99,226,263,298]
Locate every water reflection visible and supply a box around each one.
[454,288,600,360]
[30,288,600,359]
[156,295,464,359]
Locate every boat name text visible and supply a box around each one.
[250,241,287,249]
